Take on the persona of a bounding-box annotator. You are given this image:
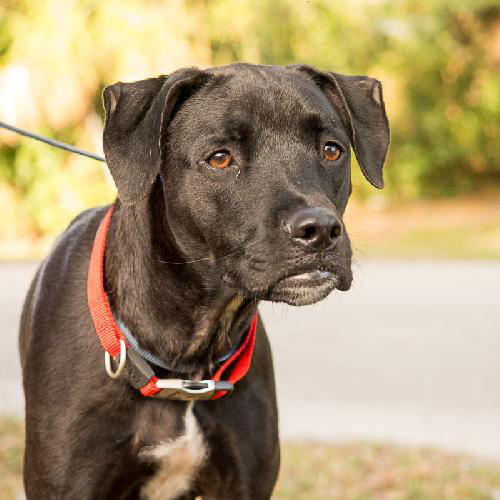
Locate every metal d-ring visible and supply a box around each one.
[104,340,127,379]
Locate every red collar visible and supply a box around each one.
[87,207,257,401]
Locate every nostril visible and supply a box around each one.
[300,224,317,240]
[285,207,341,249]
[330,223,342,240]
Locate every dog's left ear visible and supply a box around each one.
[102,68,209,204]
[292,65,390,189]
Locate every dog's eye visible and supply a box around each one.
[208,151,233,169]
[323,142,342,161]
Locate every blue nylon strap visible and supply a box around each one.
[116,319,243,372]
[117,320,171,370]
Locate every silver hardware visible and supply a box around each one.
[104,339,127,379]
[153,379,233,401]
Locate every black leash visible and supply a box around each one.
[0,121,105,162]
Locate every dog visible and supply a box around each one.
[20,63,389,499]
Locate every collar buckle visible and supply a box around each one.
[153,379,233,401]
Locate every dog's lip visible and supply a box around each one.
[276,269,335,287]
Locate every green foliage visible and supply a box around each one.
[382,1,500,199]
[207,0,500,200]
[0,0,498,239]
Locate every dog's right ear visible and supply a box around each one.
[103,68,209,204]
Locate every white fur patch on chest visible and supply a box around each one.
[140,403,207,500]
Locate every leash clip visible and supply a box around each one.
[153,379,233,401]
[104,340,127,379]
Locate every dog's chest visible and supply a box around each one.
[139,403,207,500]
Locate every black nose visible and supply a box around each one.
[285,207,343,251]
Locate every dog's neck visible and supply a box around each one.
[104,182,257,375]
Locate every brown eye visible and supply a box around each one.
[208,150,232,169]
[323,142,342,161]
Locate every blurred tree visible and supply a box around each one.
[381,0,500,198]
[0,0,498,244]
[206,0,500,200]
[0,0,209,237]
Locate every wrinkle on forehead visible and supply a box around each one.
[170,65,350,157]
[204,65,334,111]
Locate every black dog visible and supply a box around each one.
[20,63,389,499]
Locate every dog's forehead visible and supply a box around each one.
[171,64,350,145]
[205,64,335,119]
[175,65,346,141]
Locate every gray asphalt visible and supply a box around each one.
[2,260,500,459]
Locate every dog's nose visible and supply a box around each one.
[285,207,342,251]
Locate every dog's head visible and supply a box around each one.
[102,64,389,306]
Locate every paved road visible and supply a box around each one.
[2,260,500,458]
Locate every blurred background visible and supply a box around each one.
[0,0,499,498]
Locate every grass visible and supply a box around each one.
[356,222,500,260]
[276,442,500,499]
[0,418,24,500]
[2,418,500,499]
[345,192,500,260]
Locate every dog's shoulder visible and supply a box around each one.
[57,204,111,250]
[30,205,109,300]
[40,205,110,280]
[20,205,112,361]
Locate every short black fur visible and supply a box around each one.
[20,63,389,499]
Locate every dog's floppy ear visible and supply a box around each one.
[292,65,390,189]
[102,68,208,204]
[329,72,390,188]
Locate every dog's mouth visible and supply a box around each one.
[264,267,341,306]
[275,269,336,287]
[223,252,353,306]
